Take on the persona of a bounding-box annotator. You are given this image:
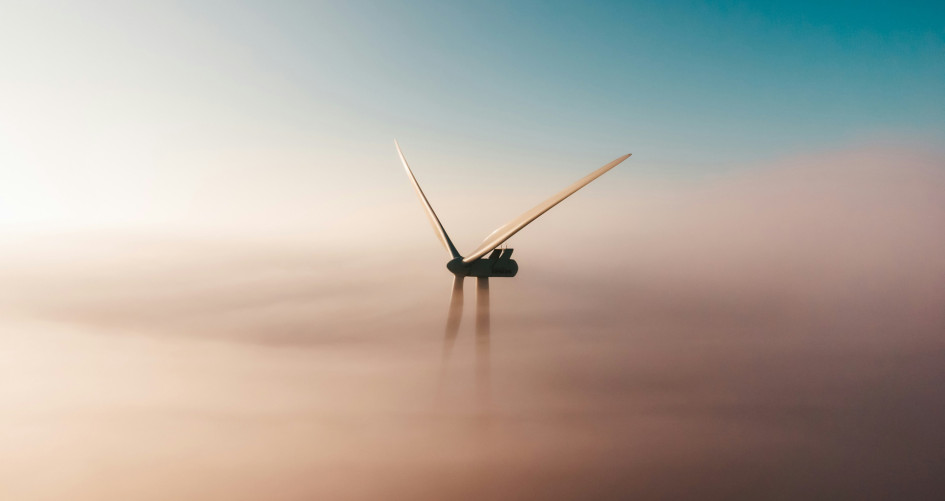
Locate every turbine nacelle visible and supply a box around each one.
[447,249,518,277]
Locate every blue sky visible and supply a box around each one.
[0,1,942,229]
[179,0,944,165]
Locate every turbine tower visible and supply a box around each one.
[395,141,630,402]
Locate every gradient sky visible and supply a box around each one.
[1,0,942,233]
[2,3,945,500]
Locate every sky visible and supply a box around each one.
[1,0,943,232]
[1,2,944,500]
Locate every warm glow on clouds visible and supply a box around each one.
[2,147,943,500]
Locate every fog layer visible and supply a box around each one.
[2,147,944,500]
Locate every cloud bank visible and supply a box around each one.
[2,146,944,500]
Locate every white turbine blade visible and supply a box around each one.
[443,275,464,358]
[475,277,490,408]
[395,140,460,259]
[462,153,631,263]
[437,275,464,402]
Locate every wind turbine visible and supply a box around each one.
[395,140,631,401]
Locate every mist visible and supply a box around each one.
[2,147,944,500]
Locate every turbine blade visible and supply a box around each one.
[475,277,490,410]
[436,275,464,404]
[442,275,464,361]
[395,140,460,259]
[462,153,631,263]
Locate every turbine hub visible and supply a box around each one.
[446,257,466,275]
